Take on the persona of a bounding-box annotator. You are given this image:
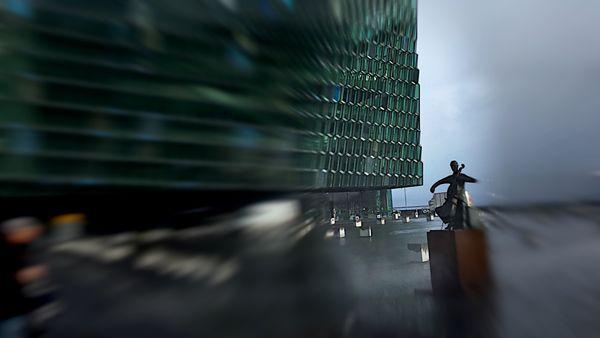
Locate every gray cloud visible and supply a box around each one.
[394,0,600,206]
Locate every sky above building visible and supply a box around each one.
[393,0,600,207]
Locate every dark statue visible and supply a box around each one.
[430,161,477,230]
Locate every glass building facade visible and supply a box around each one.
[0,0,421,196]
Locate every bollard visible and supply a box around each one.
[380,218,386,225]
[420,244,430,262]
[404,216,410,223]
[325,229,335,238]
[394,213,400,220]
[408,243,430,262]
[326,227,346,239]
[428,214,435,221]
[51,213,86,243]
[359,226,372,237]
[354,216,362,228]
[330,217,336,225]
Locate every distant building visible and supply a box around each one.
[313,0,422,217]
[328,190,394,220]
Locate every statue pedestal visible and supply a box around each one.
[427,229,490,296]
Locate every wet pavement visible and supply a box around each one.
[483,205,600,338]
[44,217,442,338]
[42,203,600,337]
[329,219,442,337]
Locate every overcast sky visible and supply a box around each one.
[392,0,600,207]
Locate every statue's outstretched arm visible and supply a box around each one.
[461,174,478,183]
[430,175,451,193]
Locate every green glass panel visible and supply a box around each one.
[0,0,421,194]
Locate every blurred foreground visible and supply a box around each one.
[4,200,600,337]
